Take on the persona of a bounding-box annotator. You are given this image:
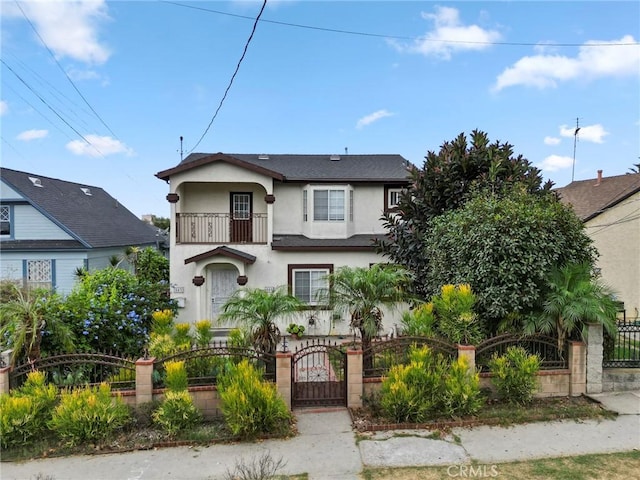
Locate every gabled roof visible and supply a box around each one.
[1,167,159,248]
[556,172,640,222]
[184,246,257,265]
[156,152,411,183]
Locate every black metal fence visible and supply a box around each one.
[604,319,640,368]
[476,334,568,372]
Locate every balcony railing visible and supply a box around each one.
[176,212,267,244]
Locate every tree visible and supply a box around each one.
[421,189,596,333]
[218,287,304,355]
[152,216,170,230]
[377,130,553,299]
[523,263,618,350]
[628,161,640,174]
[135,247,169,283]
[323,265,411,361]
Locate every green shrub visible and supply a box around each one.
[164,360,188,392]
[489,346,541,405]
[151,309,175,336]
[400,303,436,337]
[194,320,213,348]
[218,360,292,439]
[433,284,483,345]
[152,390,201,435]
[442,355,483,417]
[0,371,58,448]
[48,383,131,446]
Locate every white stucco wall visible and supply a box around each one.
[586,191,640,322]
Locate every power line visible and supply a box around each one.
[162,1,640,48]
[14,1,118,139]
[188,0,268,154]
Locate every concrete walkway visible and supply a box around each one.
[1,392,639,480]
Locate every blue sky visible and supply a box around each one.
[1,1,639,218]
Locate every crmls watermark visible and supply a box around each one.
[447,464,500,478]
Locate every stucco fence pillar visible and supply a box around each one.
[457,344,476,373]
[568,341,587,396]
[586,323,604,394]
[0,366,11,395]
[347,348,363,408]
[135,357,155,406]
[276,351,292,410]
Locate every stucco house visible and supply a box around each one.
[0,167,160,294]
[155,152,411,335]
[557,170,640,322]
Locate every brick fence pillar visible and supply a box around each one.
[276,351,292,410]
[586,323,603,394]
[0,366,12,395]
[135,357,155,406]
[457,344,476,374]
[347,348,363,408]
[568,341,586,396]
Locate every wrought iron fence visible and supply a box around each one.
[9,352,136,390]
[362,336,458,378]
[604,319,640,368]
[153,342,276,388]
[475,334,568,372]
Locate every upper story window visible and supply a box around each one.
[0,205,10,236]
[314,189,345,221]
[288,264,333,306]
[385,186,404,212]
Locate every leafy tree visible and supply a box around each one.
[628,161,640,174]
[219,287,303,355]
[421,189,596,332]
[377,130,553,299]
[152,216,170,230]
[135,247,169,283]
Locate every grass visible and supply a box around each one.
[362,450,640,479]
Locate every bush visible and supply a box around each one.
[48,383,131,446]
[433,284,483,345]
[400,303,436,337]
[0,371,58,448]
[218,360,292,439]
[152,390,201,435]
[442,356,483,417]
[164,360,188,392]
[489,346,541,405]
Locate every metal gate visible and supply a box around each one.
[291,339,347,407]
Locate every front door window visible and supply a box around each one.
[230,193,252,242]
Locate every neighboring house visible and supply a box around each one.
[557,170,640,322]
[0,167,160,294]
[156,152,411,334]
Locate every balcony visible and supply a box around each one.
[176,213,267,244]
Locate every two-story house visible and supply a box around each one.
[156,152,411,335]
[0,167,161,294]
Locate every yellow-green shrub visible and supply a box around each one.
[442,355,483,417]
[218,360,292,438]
[164,360,188,392]
[194,319,213,348]
[489,346,540,405]
[48,383,131,446]
[151,309,175,335]
[152,390,201,435]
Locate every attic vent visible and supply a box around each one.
[258,154,269,160]
[80,188,92,196]
[28,177,43,187]
[329,154,340,161]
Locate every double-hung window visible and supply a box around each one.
[0,206,10,236]
[289,264,332,305]
[313,190,344,221]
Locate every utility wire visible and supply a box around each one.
[162,1,639,48]
[188,0,268,154]
[1,59,104,158]
[15,1,118,139]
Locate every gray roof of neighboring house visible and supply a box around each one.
[1,167,159,249]
[556,172,640,222]
[156,153,412,183]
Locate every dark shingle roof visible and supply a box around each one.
[0,240,85,251]
[271,234,384,251]
[156,153,411,183]
[556,173,640,221]
[1,167,159,248]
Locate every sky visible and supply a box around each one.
[1,1,639,218]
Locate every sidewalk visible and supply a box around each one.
[1,392,639,479]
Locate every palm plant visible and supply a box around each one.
[218,287,303,354]
[530,263,618,350]
[323,265,412,356]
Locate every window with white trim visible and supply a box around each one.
[303,190,308,222]
[313,189,344,221]
[289,265,332,305]
[387,188,403,210]
[0,206,10,236]
[27,259,52,290]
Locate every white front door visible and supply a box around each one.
[209,266,238,328]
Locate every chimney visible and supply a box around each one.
[595,170,603,186]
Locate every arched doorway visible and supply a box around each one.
[206,263,239,329]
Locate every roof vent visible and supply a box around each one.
[28,177,43,187]
[329,154,340,161]
[80,187,92,196]
[258,154,269,160]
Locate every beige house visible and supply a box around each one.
[557,170,640,322]
[156,153,410,335]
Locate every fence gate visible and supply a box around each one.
[291,339,347,408]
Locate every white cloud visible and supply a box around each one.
[17,129,48,141]
[66,135,134,157]
[5,1,111,65]
[544,136,561,146]
[494,35,640,91]
[0,101,7,116]
[356,109,394,129]
[559,123,609,143]
[539,155,574,172]
[389,6,501,60]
